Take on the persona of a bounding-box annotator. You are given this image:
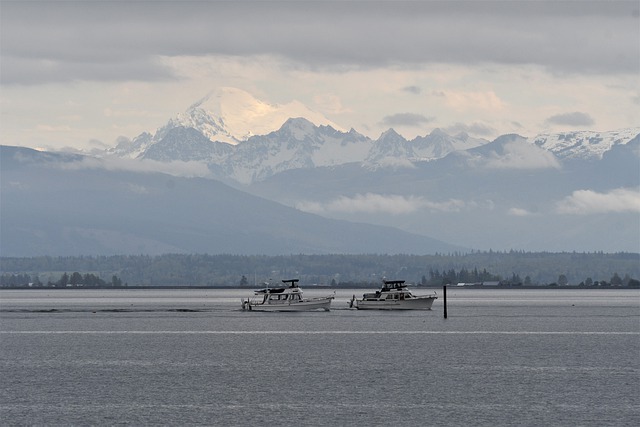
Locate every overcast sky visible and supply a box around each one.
[1,0,638,151]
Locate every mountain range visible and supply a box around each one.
[111,88,637,185]
[1,88,638,256]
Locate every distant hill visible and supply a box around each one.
[0,146,462,256]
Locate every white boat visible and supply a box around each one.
[241,279,334,312]
[349,279,437,310]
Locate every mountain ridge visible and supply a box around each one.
[108,89,638,184]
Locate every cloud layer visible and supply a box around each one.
[1,1,638,150]
[555,188,640,215]
[2,1,638,85]
[54,156,211,179]
[297,193,465,215]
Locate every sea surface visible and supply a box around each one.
[1,288,638,426]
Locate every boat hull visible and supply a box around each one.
[242,297,333,312]
[355,296,436,310]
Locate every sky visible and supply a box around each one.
[1,0,639,152]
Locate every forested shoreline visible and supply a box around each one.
[1,252,639,288]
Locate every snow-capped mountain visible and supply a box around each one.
[180,87,345,144]
[530,128,640,160]
[142,127,233,163]
[219,118,372,184]
[128,116,495,184]
[365,128,486,165]
[111,87,345,158]
[109,89,639,186]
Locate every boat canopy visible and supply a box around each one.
[253,279,300,294]
[381,280,408,291]
[282,279,299,288]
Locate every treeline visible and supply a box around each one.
[1,272,125,288]
[424,267,500,286]
[1,252,638,288]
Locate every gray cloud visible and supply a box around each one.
[2,56,178,85]
[402,86,421,95]
[381,113,434,127]
[2,1,638,85]
[545,112,595,127]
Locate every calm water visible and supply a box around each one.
[1,288,638,426]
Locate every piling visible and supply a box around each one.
[443,285,447,319]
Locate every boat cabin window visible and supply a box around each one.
[267,293,302,301]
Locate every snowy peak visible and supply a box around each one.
[410,128,485,160]
[171,106,234,144]
[111,88,345,158]
[277,117,320,140]
[183,87,278,143]
[221,117,372,184]
[175,87,343,145]
[366,127,488,163]
[530,128,640,160]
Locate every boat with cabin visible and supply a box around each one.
[241,279,334,312]
[349,279,437,310]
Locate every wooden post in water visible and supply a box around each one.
[443,285,447,319]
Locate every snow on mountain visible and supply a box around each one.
[171,87,344,145]
[362,128,488,170]
[411,129,486,160]
[220,118,372,184]
[530,128,640,160]
[110,87,344,158]
[466,134,562,170]
[142,127,233,163]
[108,88,639,184]
[109,132,153,158]
[366,129,411,164]
[220,122,501,183]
